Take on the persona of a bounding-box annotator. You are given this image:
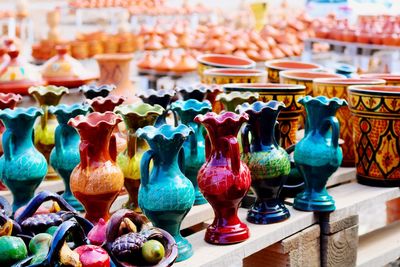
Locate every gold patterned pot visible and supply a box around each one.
[203,68,266,85]
[223,83,306,149]
[265,60,321,83]
[197,54,255,83]
[348,85,400,186]
[360,74,400,86]
[313,78,386,167]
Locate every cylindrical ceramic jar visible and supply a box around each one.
[360,74,400,86]
[203,68,266,85]
[348,85,400,187]
[265,60,321,83]
[313,78,386,167]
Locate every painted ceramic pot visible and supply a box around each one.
[0,107,47,212]
[29,85,69,180]
[79,84,115,99]
[237,101,291,224]
[49,104,90,211]
[137,88,175,126]
[293,96,347,212]
[202,68,267,85]
[216,91,259,112]
[195,112,251,244]
[313,78,386,166]
[171,99,212,205]
[348,85,400,186]
[69,112,124,223]
[137,124,195,262]
[265,60,321,83]
[360,74,400,85]
[196,54,255,83]
[223,83,306,149]
[114,103,164,211]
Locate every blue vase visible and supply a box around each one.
[49,104,90,211]
[137,124,195,262]
[293,96,347,212]
[0,107,47,212]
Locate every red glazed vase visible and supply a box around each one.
[195,111,251,244]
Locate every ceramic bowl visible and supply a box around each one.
[348,85,400,186]
[313,78,386,167]
[360,73,400,86]
[203,68,267,85]
[265,60,321,83]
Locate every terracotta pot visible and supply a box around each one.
[360,73,400,86]
[70,41,89,60]
[348,85,400,186]
[95,53,137,103]
[202,68,266,85]
[313,78,386,167]
[265,60,321,83]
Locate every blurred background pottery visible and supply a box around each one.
[360,74,400,86]
[203,68,266,85]
[265,60,321,83]
[334,63,357,78]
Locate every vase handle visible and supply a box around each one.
[322,116,340,148]
[3,130,13,161]
[79,140,89,169]
[225,137,240,175]
[178,147,185,171]
[188,122,198,158]
[205,134,211,160]
[241,124,251,153]
[127,130,136,158]
[109,134,117,161]
[140,150,154,187]
[54,126,63,158]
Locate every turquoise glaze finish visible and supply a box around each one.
[49,104,90,211]
[293,96,347,212]
[138,124,195,262]
[0,107,47,212]
[171,99,211,205]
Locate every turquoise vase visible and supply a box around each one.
[0,107,47,212]
[137,124,195,262]
[171,99,211,205]
[293,96,347,212]
[49,104,90,211]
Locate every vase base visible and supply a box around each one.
[357,175,400,187]
[293,192,335,212]
[247,204,290,224]
[176,237,193,262]
[205,223,249,244]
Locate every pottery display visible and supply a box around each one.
[265,60,321,83]
[0,107,47,212]
[223,83,306,148]
[114,103,164,211]
[203,68,267,84]
[137,88,175,126]
[176,84,209,101]
[69,112,124,223]
[79,84,115,99]
[237,101,291,224]
[49,104,90,211]
[293,96,347,212]
[360,73,400,85]
[216,91,259,112]
[29,85,69,180]
[348,85,400,186]
[195,112,251,244]
[171,99,212,205]
[137,124,195,262]
[313,78,386,166]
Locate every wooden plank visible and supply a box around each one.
[326,167,356,188]
[357,221,400,267]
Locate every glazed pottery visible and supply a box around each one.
[137,88,175,126]
[195,112,251,244]
[69,112,124,223]
[348,85,400,186]
[171,99,212,205]
[293,96,347,212]
[237,101,291,224]
[95,53,137,103]
[29,85,69,180]
[114,103,164,211]
[0,107,47,212]
[205,84,224,113]
[137,124,195,262]
[216,91,259,112]
[334,64,357,78]
[223,83,306,149]
[79,84,115,99]
[313,78,385,166]
[49,104,90,211]
[360,73,400,85]
[202,68,266,85]
[176,84,209,101]
[265,60,321,83]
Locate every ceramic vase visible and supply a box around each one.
[293,96,347,212]
[137,124,195,262]
[360,74,400,86]
[203,68,267,85]
[69,112,124,223]
[264,60,321,83]
[171,99,212,205]
[195,112,251,244]
[114,103,164,211]
[29,85,69,180]
[49,104,90,211]
[137,88,175,126]
[0,107,47,212]
[217,91,259,112]
[79,84,115,99]
[237,101,291,224]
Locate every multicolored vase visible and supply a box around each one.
[171,99,212,205]
[79,84,115,99]
[0,107,47,212]
[195,112,251,244]
[237,101,291,224]
[114,103,164,211]
[293,96,347,212]
[137,124,195,262]
[49,104,90,211]
[29,85,69,180]
[69,112,124,223]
